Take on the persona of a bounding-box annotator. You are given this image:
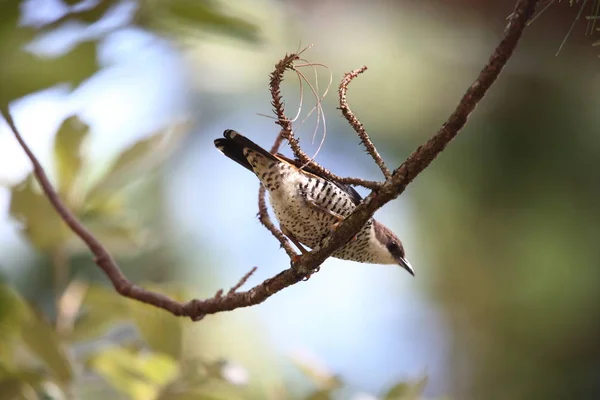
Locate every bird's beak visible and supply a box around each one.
[397,256,415,276]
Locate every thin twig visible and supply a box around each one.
[228,267,258,295]
[526,0,555,27]
[338,66,392,180]
[556,0,587,55]
[292,63,327,157]
[1,0,539,320]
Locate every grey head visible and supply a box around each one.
[372,221,414,276]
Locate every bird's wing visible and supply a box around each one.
[274,153,363,206]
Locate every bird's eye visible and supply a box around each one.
[387,240,404,257]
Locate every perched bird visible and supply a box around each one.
[214,129,414,275]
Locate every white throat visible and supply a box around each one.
[368,225,396,265]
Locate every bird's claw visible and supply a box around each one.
[330,221,341,233]
[290,255,320,280]
[301,266,320,281]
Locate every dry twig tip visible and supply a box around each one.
[338,65,392,180]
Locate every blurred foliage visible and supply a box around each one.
[137,0,261,43]
[0,278,429,398]
[2,0,599,399]
[0,0,95,105]
[418,63,600,399]
[1,111,202,397]
[0,0,259,107]
[0,1,424,399]
[9,116,184,255]
[382,377,428,400]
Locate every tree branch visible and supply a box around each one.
[1,0,539,320]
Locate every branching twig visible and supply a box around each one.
[269,53,382,191]
[339,66,392,180]
[228,267,258,295]
[1,0,539,320]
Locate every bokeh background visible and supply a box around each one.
[1,0,599,399]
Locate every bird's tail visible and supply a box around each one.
[214,129,278,172]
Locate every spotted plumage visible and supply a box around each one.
[214,129,414,275]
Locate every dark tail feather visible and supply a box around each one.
[214,129,278,171]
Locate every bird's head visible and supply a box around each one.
[372,221,414,276]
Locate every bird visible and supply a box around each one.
[214,129,414,276]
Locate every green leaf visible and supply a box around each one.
[157,378,247,400]
[384,383,411,399]
[54,116,90,198]
[0,377,24,400]
[81,194,126,218]
[71,285,129,341]
[138,0,260,43]
[88,346,178,400]
[0,368,45,399]
[75,194,147,255]
[0,6,36,107]
[290,353,342,391]
[159,394,234,400]
[0,285,26,362]
[44,0,121,29]
[383,376,428,400]
[85,126,184,204]
[0,0,102,106]
[19,306,73,383]
[129,291,184,359]
[9,175,71,250]
[305,389,333,400]
[0,39,98,105]
[68,216,145,256]
[63,0,89,5]
[159,389,244,400]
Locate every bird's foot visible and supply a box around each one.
[290,255,320,280]
[299,266,320,281]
